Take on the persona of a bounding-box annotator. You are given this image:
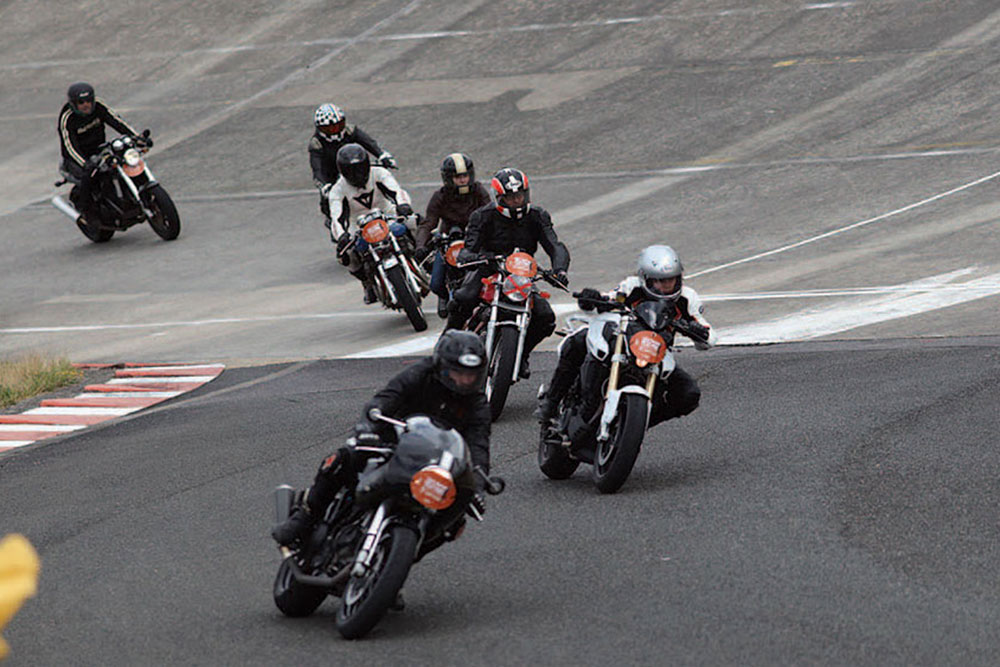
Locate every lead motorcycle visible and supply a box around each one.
[341,209,431,332]
[51,130,180,243]
[272,412,504,639]
[538,292,709,494]
[457,251,567,421]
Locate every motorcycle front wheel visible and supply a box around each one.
[385,264,428,332]
[335,524,418,640]
[592,392,648,494]
[273,557,327,617]
[147,184,181,240]
[485,326,519,422]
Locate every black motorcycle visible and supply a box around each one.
[538,293,709,493]
[272,412,504,639]
[52,130,180,243]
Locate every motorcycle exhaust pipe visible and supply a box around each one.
[51,195,80,221]
[273,484,295,524]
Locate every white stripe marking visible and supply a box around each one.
[25,407,138,416]
[107,376,216,384]
[0,424,86,432]
[75,392,182,399]
[0,7,849,72]
[719,269,1000,344]
[0,441,35,448]
[115,364,224,372]
[689,169,1000,278]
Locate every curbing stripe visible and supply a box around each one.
[0,363,224,455]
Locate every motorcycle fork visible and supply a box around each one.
[606,331,626,397]
[371,247,394,304]
[351,501,390,577]
[483,290,501,358]
[390,235,422,295]
[511,305,531,384]
[116,166,155,219]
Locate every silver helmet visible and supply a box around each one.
[636,245,683,301]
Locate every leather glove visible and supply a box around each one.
[85,154,102,171]
[396,203,413,217]
[378,152,397,169]
[552,270,569,288]
[336,232,352,253]
[413,246,431,262]
[682,319,710,343]
[143,135,154,149]
[576,287,603,311]
[320,183,333,198]
[352,419,380,444]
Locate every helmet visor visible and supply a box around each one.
[319,119,346,136]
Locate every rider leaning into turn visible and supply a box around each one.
[414,153,491,318]
[327,143,415,304]
[308,103,396,222]
[536,245,716,428]
[57,82,141,223]
[272,330,492,546]
[446,167,570,379]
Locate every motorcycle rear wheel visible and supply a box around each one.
[76,215,114,243]
[386,264,428,332]
[592,392,648,494]
[147,184,181,240]
[273,557,327,617]
[335,524,418,639]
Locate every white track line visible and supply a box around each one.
[0,6,854,72]
[689,169,1000,278]
[106,376,218,384]
[25,407,138,416]
[0,424,86,432]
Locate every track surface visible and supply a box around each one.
[3,1,1000,663]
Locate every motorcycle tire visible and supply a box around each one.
[76,215,114,243]
[272,557,327,617]
[485,327,519,422]
[385,264,428,332]
[538,427,580,479]
[335,524,418,640]
[592,392,648,494]
[147,184,181,240]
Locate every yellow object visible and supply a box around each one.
[0,534,40,660]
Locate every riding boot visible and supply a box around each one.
[271,506,316,546]
[351,269,378,304]
[535,359,578,423]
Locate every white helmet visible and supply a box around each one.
[636,245,683,302]
[314,103,346,141]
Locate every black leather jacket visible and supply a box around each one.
[458,203,570,273]
[308,126,384,190]
[58,100,138,167]
[363,358,491,473]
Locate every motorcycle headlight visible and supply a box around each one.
[410,465,456,510]
[123,148,141,167]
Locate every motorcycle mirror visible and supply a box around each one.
[142,128,151,138]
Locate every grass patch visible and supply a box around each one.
[0,354,82,408]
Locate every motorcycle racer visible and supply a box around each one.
[328,143,415,303]
[447,167,570,378]
[272,330,491,547]
[536,245,716,428]
[309,103,396,221]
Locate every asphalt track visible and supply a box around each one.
[3,1,1000,664]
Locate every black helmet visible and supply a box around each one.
[67,82,96,116]
[432,330,487,396]
[336,143,370,188]
[441,153,475,195]
[491,167,530,220]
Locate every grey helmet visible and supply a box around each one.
[636,245,683,302]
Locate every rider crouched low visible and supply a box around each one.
[537,245,716,428]
[446,167,570,378]
[272,330,491,546]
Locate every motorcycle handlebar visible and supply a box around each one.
[474,466,506,495]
